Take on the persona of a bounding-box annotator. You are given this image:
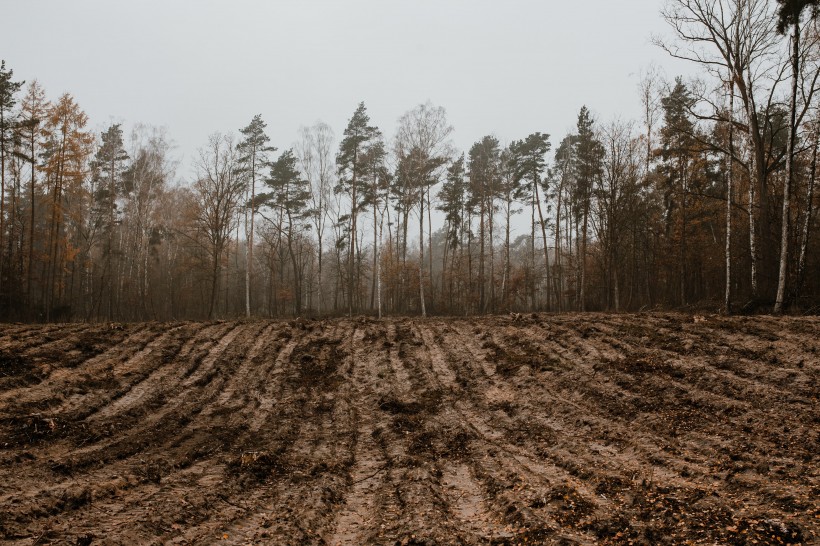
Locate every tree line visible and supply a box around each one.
[1,0,819,321]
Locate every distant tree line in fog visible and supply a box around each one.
[1,0,820,321]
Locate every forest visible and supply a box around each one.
[1,0,820,322]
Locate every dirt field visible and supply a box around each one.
[0,313,817,545]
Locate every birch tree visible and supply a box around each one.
[296,122,334,313]
[774,0,820,312]
[658,0,783,301]
[394,102,453,316]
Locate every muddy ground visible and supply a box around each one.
[0,313,817,545]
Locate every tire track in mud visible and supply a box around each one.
[158,321,356,545]
[445,317,712,541]
[327,319,473,545]
[0,323,94,354]
[68,322,291,545]
[0,323,154,412]
[493,317,754,517]
[412,320,601,544]
[538,314,817,461]
[0,321,293,544]
[325,324,391,545]
[0,322,253,540]
[452,315,818,544]
[83,322,236,426]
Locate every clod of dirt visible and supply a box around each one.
[0,351,41,388]
[228,451,288,483]
[378,397,423,415]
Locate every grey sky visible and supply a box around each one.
[3,0,691,177]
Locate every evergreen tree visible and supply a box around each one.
[265,149,312,315]
[510,132,552,309]
[237,114,275,317]
[0,60,24,302]
[468,136,501,312]
[89,124,129,318]
[358,139,388,312]
[18,81,49,312]
[553,134,577,311]
[573,106,604,311]
[658,79,697,305]
[336,102,380,315]
[437,154,467,312]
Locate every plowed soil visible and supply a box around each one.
[0,314,817,545]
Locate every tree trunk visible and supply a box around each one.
[530,188,537,310]
[0,103,6,296]
[377,205,383,319]
[427,187,434,313]
[27,132,36,311]
[371,192,378,311]
[349,160,357,317]
[726,79,735,314]
[208,243,221,319]
[680,159,687,306]
[479,193,485,313]
[736,71,765,298]
[580,201,589,312]
[504,195,511,311]
[795,120,818,301]
[245,160,256,318]
[488,195,495,313]
[419,190,426,317]
[534,181,551,312]
[775,24,801,313]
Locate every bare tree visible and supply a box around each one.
[795,114,819,299]
[394,102,453,317]
[192,133,244,319]
[775,4,820,312]
[296,122,334,314]
[123,125,175,319]
[596,120,642,312]
[726,77,736,313]
[657,0,784,301]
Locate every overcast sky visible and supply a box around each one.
[2,0,693,178]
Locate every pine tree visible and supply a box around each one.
[553,135,576,311]
[658,79,697,305]
[265,149,312,315]
[0,60,24,304]
[573,107,604,311]
[358,139,388,313]
[237,114,275,317]
[510,132,552,310]
[336,102,380,316]
[437,154,468,311]
[468,136,501,313]
[90,124,129,319]
[18,81,48,313]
